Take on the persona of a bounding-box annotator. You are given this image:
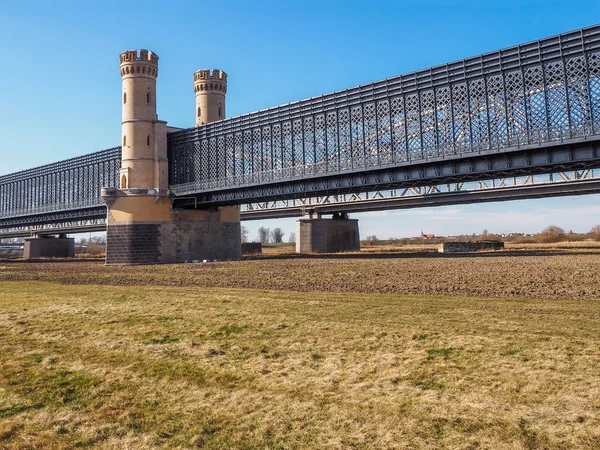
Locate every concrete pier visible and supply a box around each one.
[296,214,360,253]
[23,236,75,260]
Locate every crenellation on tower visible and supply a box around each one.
[120,49,159,78]
[193,68,227,126]
[193,69,227,82]
[120,49,159,64]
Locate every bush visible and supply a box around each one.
[364,235,379,246]
[511,235,538,244]
[536,225,566,243]
[590,225,600,241]
[564,233,586,242]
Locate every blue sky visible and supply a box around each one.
[1,1,600,240]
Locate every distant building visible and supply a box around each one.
[420,231,435,239]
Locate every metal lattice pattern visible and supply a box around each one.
[240,169,600,218]
[169,25,600,195]
[0,148,121,220]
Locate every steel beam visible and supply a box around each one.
[241,177,600,220]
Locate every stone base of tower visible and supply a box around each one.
[23,236,75,260]
[296,216,360,254]
[102,189,241,265]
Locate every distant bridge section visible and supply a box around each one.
[0,148,120,229]
[168,24,600,205]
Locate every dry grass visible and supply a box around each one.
[359,243,439,253]
[504,240,600,250]
[1,250,600,449]
[361,240,600,254]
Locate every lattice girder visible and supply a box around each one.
[166,25,599,196]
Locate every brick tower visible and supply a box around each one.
[119,49,168,191]
[194,69,227,125]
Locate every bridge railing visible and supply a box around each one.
[168,24,600,196]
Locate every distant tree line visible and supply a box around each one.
[76,235,107,256]
[241,226,291,244]
[360,224,600,246]
[258,226,285,244]
[77,235,106,245]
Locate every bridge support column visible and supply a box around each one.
[23,235,75,260]
[296,213,360,254]
[102,189,241,265]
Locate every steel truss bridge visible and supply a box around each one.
[1,24,600,236]
[2,169,600,238]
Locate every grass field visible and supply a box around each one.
[1,248,600,449]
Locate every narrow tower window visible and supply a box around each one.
[123,135,126,147]
[121,175,127,189]
[218,107,222,117]
[197,107,201,118]
[147,135,150,146]
[147,92,151,103]
[123,92,127,104]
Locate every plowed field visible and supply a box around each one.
[2,248,600,299]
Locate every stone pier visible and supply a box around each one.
[23,235,75,260]
[102,189,241,265]
[296,213,360,253]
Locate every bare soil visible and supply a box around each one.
[1,247,600,299]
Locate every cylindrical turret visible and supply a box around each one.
[194,69,227,125]
[119,49,160,189]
